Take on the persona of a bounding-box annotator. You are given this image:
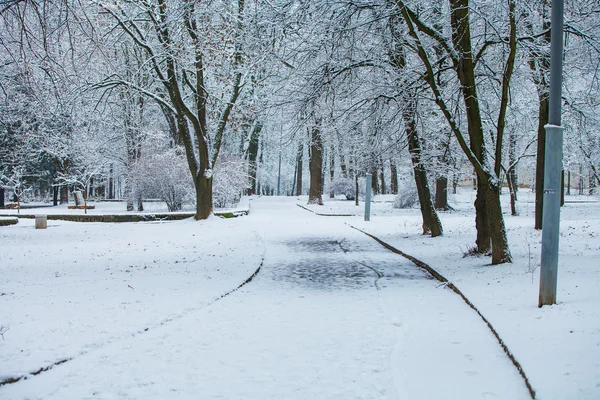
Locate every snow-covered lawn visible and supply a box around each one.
[340,189,600,400]
[0,190,598,399]
[0,216,263,380]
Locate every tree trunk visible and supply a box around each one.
[390,160,398,194]
[484,181,512,263]
[507,169,518,216]
[474,180,491,254]
[295,139,303,196]
[108,163,114,200]
[448,0,513,258]
[508,126,518,201]
[379,157,386,195]
[371,163,379,195]
[579,165,584,195]
[355,173,359,206]
[535,94,549,229]
[52,186,58,207]
[195,173,213,220]
[404,106,443,237]
[340,154,348,178]
[435,176,449,210]
[247,122,262,195]
[60,185,69,204]
[291,159,297,196]
[566,170,571,195]
[0,187,4,208]
[329,144,335,198]
[308,126,323,205]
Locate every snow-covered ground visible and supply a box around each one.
[327,189,600,400]
[0,216,263,382]
[0,190,598,399]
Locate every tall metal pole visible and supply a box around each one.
[539,0,564,307]
[365,174,372,221]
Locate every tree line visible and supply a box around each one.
[1,0,599,264]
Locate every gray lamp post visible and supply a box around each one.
[539,0,564,307]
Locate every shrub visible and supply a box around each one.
[212,155,249,208]
[131,147,195,212]
[393,181,419,209]
[331,177,355,200]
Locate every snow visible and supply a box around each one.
[349,188,600,400]
[1,191,599,399]
[0,216,263,381]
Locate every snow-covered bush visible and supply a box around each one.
[331,177,355,200]
[212,155,249,208]
[393,181,419,209]
[132,147,194,212]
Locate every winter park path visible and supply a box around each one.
[2,197,531,399]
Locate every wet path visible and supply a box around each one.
[2,197,531,399]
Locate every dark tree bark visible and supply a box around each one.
[435,176,449,210]
[507,169,518,216]
[308,126,323,205]
[60,185,69,204]
[0,187,4,208]
[50,186,58,206]
[566,170,571,195]
[329,144,335,198]
[453,174,458,194]
[371,163,379,195]
[355,172,359,206]
[247,122,262,195]
[340,154,348,178]
[379,157,386,195]
[291,159,297,196]
[579,165,584,194]
[390,160,398,194]
[160,104,181,147]
[535,95,549,227]
[295,139,304,196]
[508,131,518,201]
[404,104,443,237]
[449,0,491,254]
